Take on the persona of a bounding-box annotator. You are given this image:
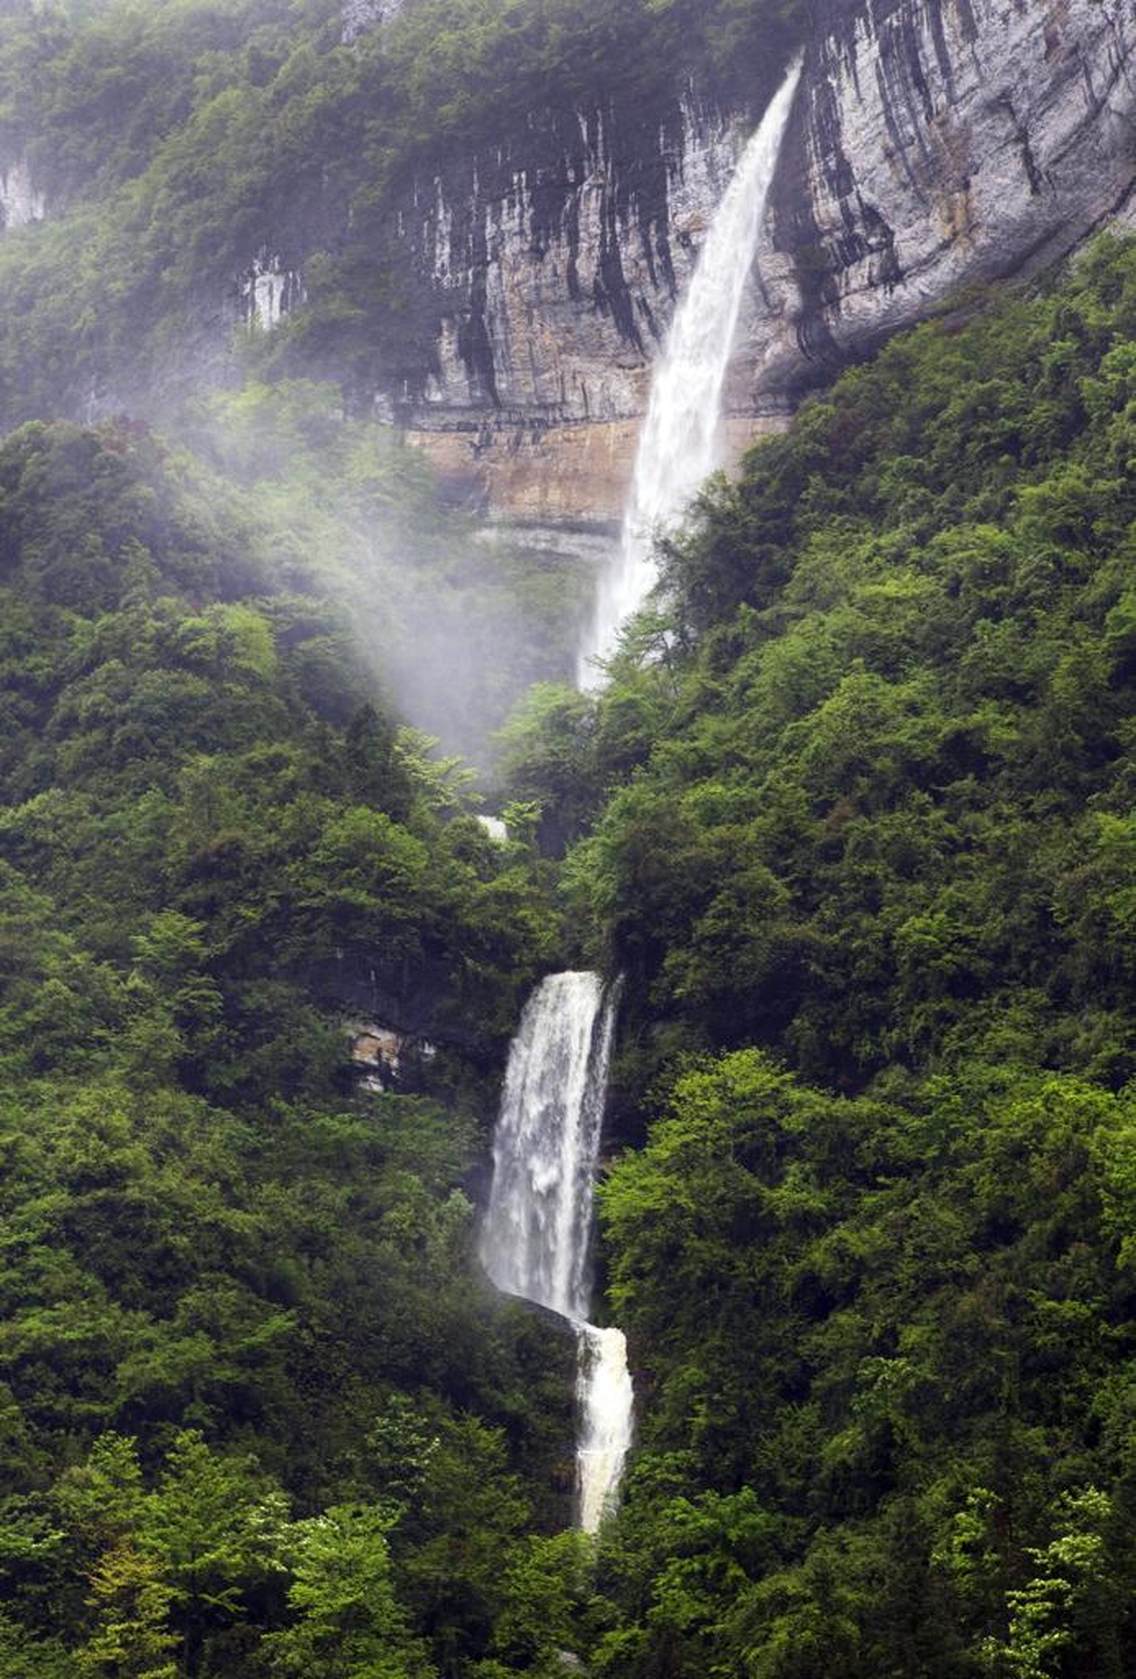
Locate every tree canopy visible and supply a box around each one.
[493,233,1136,1679]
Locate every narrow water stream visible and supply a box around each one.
[480,972,631,1530]
[482,61,803,1530]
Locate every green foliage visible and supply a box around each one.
[587,1055,1136,1677]
[0,0,803,428]
[0,415,577,1675]
[535,235,1136,1679]
[266,1503,433,1679]
[561,236,1136,1090]
[4,8,1136,1669]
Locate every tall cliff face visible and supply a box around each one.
[313,0,1136,527]
[747,0,1136,407]
[387,94,748,527]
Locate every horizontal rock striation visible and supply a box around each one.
[381,92,746,528]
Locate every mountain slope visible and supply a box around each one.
[0,414,582,1679]
[516,232,1136,1679]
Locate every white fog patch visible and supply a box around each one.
[0,160,46,231]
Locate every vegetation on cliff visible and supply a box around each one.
[0,414,584,1679]
[514,233,1136,1677]
[0,0,804,427]
[6,213,1136,1676]
[2,2,1136,1673]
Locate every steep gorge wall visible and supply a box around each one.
[237,0,1136,531]
[747,0,1136,406]
[3,0,1129,524]
[388,93,749,528]
[353,0,1136,529]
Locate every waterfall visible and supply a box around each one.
[576,1324,635,1534]
[482,65,802,1533]
[577,60,803,687]
[481,972,631,1532]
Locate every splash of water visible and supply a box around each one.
[576,1323,635,1533]
[481,972,631,1531]
[577,61,803,686]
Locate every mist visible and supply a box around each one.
[170,377,594,781]
[0,0,623,782]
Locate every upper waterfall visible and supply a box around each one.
[577,60,803,687]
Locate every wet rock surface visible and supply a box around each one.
[332,0,1135,522]
[750,0,1136,410]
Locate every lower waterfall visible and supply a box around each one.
[481,971,632,1532]
[577,57,803,686]
[576,1323,635,1534]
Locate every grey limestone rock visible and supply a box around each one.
[293,0,1136,520]
[743,0,1136,414]
[385,0,1136,457]
[342,0,409,41]
[397,93,745,428]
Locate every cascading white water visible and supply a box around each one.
[576,1323,635,1533]
[482,972,613,1319]
[483,71,802,1531]
[577,60,803,687]
[481,972,632,1532]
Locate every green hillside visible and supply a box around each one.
[0,0,802,427]
[2,1,1136,1675]
[0,410,588,1679]
[538,235,1136,1678]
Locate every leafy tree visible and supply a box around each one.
[265,1504,432,1679]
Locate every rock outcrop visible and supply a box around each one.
[342,0,410,41]
[242,255,305,332]
[748,0,1136,408]
[322,0,1136,526]
[349,1020,437,1090]
[386,93,751,529]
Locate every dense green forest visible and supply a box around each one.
[5,216,1136,1673]
[3,2,1136,1677]
[502,233,1136,1676]
[0,410,596,1678]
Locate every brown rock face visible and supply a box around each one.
[408,420,637,527]
[333,0,1136,535]
[408,414,785,529]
